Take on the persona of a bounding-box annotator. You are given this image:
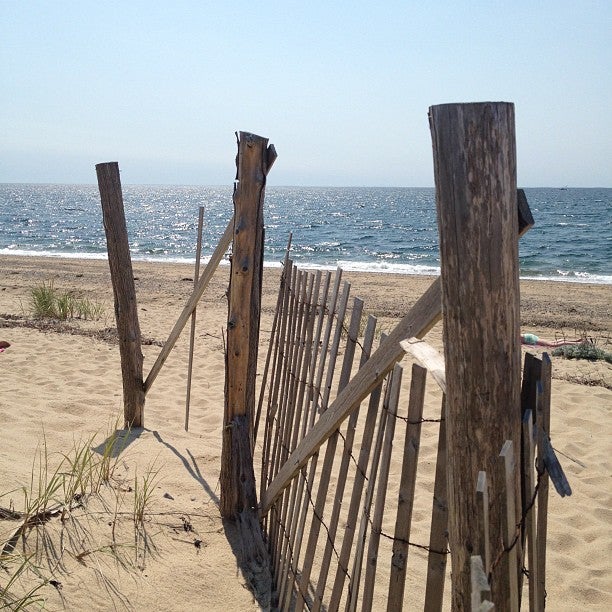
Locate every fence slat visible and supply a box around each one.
[276,272,316,603]
[282,272,333,609]
[536,354,552,610]
[424,396,448,612]
[254,232,292,441]
[470,555,493,611]
[387,363,427,610]
[328,321,382,611]
[274,271,312,583]
[260,259,294,502]
[362,364,403,611]
[311,297,366,611]
[346,364,394,612]
[401,338,446,393]
[267,264,299,568]
[499,440,519,612]
[522,409,540,610]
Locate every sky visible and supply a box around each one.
[1,1,610,187]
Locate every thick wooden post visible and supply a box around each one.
[220,132,276,518]
[96,162,145,428]
[219,132,276,606]
[429,103,521,610]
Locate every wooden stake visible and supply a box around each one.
[221,131,275,519]
[185,205,205,431]
[522,409,540,610]
[96,161,145,428]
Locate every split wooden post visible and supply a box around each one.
[220,132,277,519]
[429,102,522,609]
[96,162,145,428]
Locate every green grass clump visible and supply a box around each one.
[552,341,612,363]
[29,281,104,321]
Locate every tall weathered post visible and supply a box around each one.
[429,103,521,609]
[220,132,276,603]
[221,132,276,517]
[96,162,145,428]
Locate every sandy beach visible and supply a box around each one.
[1,254,610,610]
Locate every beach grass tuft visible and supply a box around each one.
[28,280,104,321]
[132,463,162,527]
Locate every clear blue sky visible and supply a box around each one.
[1,1,610,187]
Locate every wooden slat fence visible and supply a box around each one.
[257,262,449,610]
[257,262,568,611]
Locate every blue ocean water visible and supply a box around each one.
[0,184,610,284]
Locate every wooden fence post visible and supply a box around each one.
[429,102,521,610]
[96,162,145,428]
[220,131,277,518]
[218,132,276,606]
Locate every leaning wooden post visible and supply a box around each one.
[221,132,277,519]
[96,162,145,428]
[429,102,521,610]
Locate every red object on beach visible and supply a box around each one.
[0,341,10,349]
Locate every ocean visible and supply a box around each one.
[0,184,610,284]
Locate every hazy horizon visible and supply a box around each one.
[2,2,610,187]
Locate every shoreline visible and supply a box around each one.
[1,251,610,285]
[1,253,610,327]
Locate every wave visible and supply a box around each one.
[2,248,610,284]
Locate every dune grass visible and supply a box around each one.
[28,281,104,321]
[0,422,163,609]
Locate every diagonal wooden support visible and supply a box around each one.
[144,216,234,394]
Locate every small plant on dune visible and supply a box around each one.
[61,436,99,504]
[29,281,57,319]
[28,281,105,321]
[75,297,105,321]
[552,341,612,363]
[25,436,66,523]
[97,421,123,487]
[132,463,162,527]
